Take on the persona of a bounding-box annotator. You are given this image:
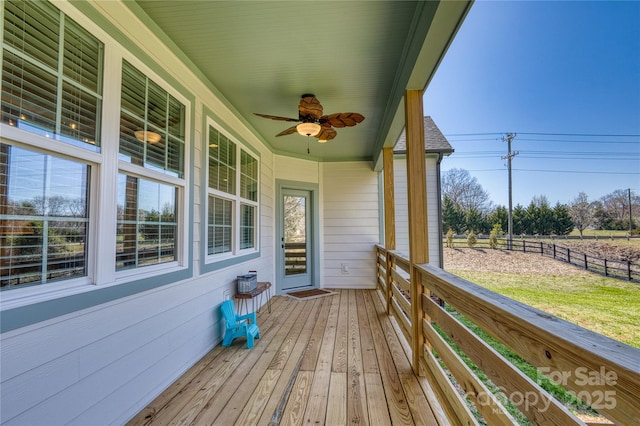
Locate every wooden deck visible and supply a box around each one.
[127,289,450,425]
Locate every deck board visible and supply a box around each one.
[127,289,451,425]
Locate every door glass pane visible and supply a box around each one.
[284,195,306,275]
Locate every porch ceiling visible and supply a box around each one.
[133,1,472,163]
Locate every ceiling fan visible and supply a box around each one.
[254,94,364,143]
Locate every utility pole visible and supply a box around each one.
[502,133,518,249]
[629,188,633,237]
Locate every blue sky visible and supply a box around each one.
[423,0,640,208]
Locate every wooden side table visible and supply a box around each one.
[234,281,272,315]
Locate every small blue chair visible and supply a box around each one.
[220,300,260,349]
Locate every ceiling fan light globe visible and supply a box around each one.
[134,130,162,144]
[296,122,321,137]
[318,139,328,143]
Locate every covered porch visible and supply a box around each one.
[130,256,640,426]
[128,288,445,425]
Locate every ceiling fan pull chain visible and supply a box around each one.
[307,139,310,154]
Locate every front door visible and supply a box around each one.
[279,188,313,292]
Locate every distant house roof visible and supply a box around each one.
[393,116,454,155]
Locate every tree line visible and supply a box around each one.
[441,168,639,236]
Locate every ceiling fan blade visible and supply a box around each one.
[299,96,323,120]
[254,113,299,122]
[322,112,365,128]
[316,127,337,141]
[275,125,298,137]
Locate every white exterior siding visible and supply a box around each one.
[322,162,380,289]
[0,2,276,424]
[393,156,442,266]
[274,155,320,184]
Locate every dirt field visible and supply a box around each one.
[444,239,640,275]
[443,247,593,276]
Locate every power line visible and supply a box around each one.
[445,132,640,137]
[452,168,640,175]
[451,151,639,157]
[518,132,640,137]
[515,169,640,175]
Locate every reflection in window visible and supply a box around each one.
[208,128,236,194]
[240,150,258,202]
[208,196,232,255]
[119,61,185,177]
[240,204,255,250]
[0,144,90,288]
[1,0,103,150]
[116,174,177,270]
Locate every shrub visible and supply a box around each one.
[489,223,503,249]
[446,229,455,248]
[467,230,477,248]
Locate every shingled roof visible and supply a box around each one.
[393,116,454,155]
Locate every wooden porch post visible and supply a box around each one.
[405,90,428,375]
[382,147,396,313]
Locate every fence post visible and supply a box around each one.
[629,261,632,281]
[605,259,609,277]
[568,248,571,264]
[553,244,556,259]
[584,253,588,270]
[540,241,543,255]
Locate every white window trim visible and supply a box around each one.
[205,118,259,264]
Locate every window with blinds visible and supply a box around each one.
[120,61,185,178]
[208,128,236,194]
[0,144,90,289]
[206,124,259,257]
[1,0,103,150]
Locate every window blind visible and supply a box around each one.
[1,0,104,149]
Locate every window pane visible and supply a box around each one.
[1,0,103,150]
[2,50,57,134]
[147,80,167,130]
[240,150,258,201]
[119,113,145,165]
[168,95,185,139]
[63,18,103,93]
[120,64,146,118]
[240,204,255,250]
[2,0,60,70]
[207,196,232,255]
[119,61,185,178]
[60,81,100,146]
[1,144,89,289]
[116,174,177,270]
[208,127,236,194]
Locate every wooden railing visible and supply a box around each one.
[375,244,640,426]
[284,242,306,275]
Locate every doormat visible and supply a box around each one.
[286,289,336,301]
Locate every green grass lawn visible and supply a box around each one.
[569,229,633,238]
[448,270,640,348]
